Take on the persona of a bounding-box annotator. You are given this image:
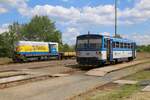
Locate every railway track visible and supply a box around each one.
[0,59,149,87]
[0,58,149,100]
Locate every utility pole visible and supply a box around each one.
[115,0,117,37]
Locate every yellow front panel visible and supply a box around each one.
[16,45,49,52]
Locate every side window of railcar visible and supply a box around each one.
[116,42,119,48]
[128,43,131,49]
[120,42,123,48]
[113,42,115,48]
[104,39,107,48]
[124,43,127,48]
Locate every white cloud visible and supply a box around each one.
[30,5,80,22]
[62,0,69,2]
[0,24,9,34]
[15,0,150,26]
[0,6,7,13]
[21,4,115,26]
[122,33,150,45]
[2,0,150,26]
[119,0,150,24]
[63,27,80,44]
[99,32,111,36]
[0,0,30,15]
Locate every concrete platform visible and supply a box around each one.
[113,80,138,85]
[0,75,30,84]
[0,71,24,78]
[142,85,150,92]
[86,59,150,76]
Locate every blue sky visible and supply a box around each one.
[0,0,150,45]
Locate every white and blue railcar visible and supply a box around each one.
[76,34,136,65]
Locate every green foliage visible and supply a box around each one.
[21,16,62,43]
[137,45,150,52]
[61,44,75,52]
[0,23,19,57]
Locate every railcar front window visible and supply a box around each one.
[77,39,88,49]
[89,39,101,49]
[77,38,102,50]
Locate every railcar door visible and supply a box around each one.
[107,39,113,62]
[48,44,51,53]
[132,43,136,58]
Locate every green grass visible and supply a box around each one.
[89,70,150,100]
[90,84,141,100]
[124,70,150,81]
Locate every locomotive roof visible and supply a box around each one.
[17,41,58,44]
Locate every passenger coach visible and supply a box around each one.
[76,34,136,65]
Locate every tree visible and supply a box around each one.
[0,34,5,57]
[137,45,150,52]
[62,44,70,52]
[21,16,62,43]
[61,44,75,52]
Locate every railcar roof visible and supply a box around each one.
[77,34,102,39]
[77,34,135,43]
[111,37,134,43]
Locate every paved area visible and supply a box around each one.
[113,80,138,85]
[0,62,149,100]
[142,85,150,92]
